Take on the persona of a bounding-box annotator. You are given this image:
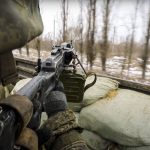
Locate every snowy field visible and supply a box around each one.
[13,48,150,85]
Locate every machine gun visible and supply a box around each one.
[16,42,90,129]
[0,42,96,149]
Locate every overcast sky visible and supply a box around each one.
[40,0,150,43]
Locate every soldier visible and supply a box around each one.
[0,0,88,150]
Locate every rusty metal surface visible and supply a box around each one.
[14,57,150,94]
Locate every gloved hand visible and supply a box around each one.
[43,81,68,117]
[37,82,88,150]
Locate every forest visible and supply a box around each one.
[13,0,150,85]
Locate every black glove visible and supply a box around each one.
[43,81,68,117]
[36,126,53,147]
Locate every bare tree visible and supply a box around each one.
[127,0,140,74]
[25,44,29,56]
[142,1,150,79]
[121,35,130,76]
[86,0,91,67]
[111,26,116,55]
[79,0,84,62]
[18,48,22,55]
[36,38,41,58]
[100,0,112,71]
[86,0,97,69]
[61,0,69,42]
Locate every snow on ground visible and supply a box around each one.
[13,48,150,85]
[13,48,50,61]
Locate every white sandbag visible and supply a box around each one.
[79,89,150,146]
[41,112,48,126]
[82,76,119,106]
[81,130,113,150]
[11,78,32,94]
[68,102,82,112]
[74,112,80,124]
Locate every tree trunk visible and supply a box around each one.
[142,6,150,79]
[62,0,68,42]
[36,38,41,58]
[100,0,111,72]
[79,0,83,62]
[127,0,139,75]
[86,0,96,69]
[19,48,22,55]
[121,36,130,76]
[25,44,29,56]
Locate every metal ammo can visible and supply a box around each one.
[60,68,86,103]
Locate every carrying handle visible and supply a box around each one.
[84,72,97,92]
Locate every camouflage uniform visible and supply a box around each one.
[0,84,89,150]
[42,110,88,150]
[38,83,89,150]
[0,0,89,149]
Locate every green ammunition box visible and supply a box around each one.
[60,68,86,103]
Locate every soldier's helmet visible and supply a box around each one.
[0,0,43,54]
[0,0,43,85]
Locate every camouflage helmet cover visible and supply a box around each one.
[0,0,43,54]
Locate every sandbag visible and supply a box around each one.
[68,102,82,112]
[11,78,32,94]
[40,112,48,126]
[81,130,113,150]
[74,112,80,124]
[79,89,150,146]
[82,76,119,107]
